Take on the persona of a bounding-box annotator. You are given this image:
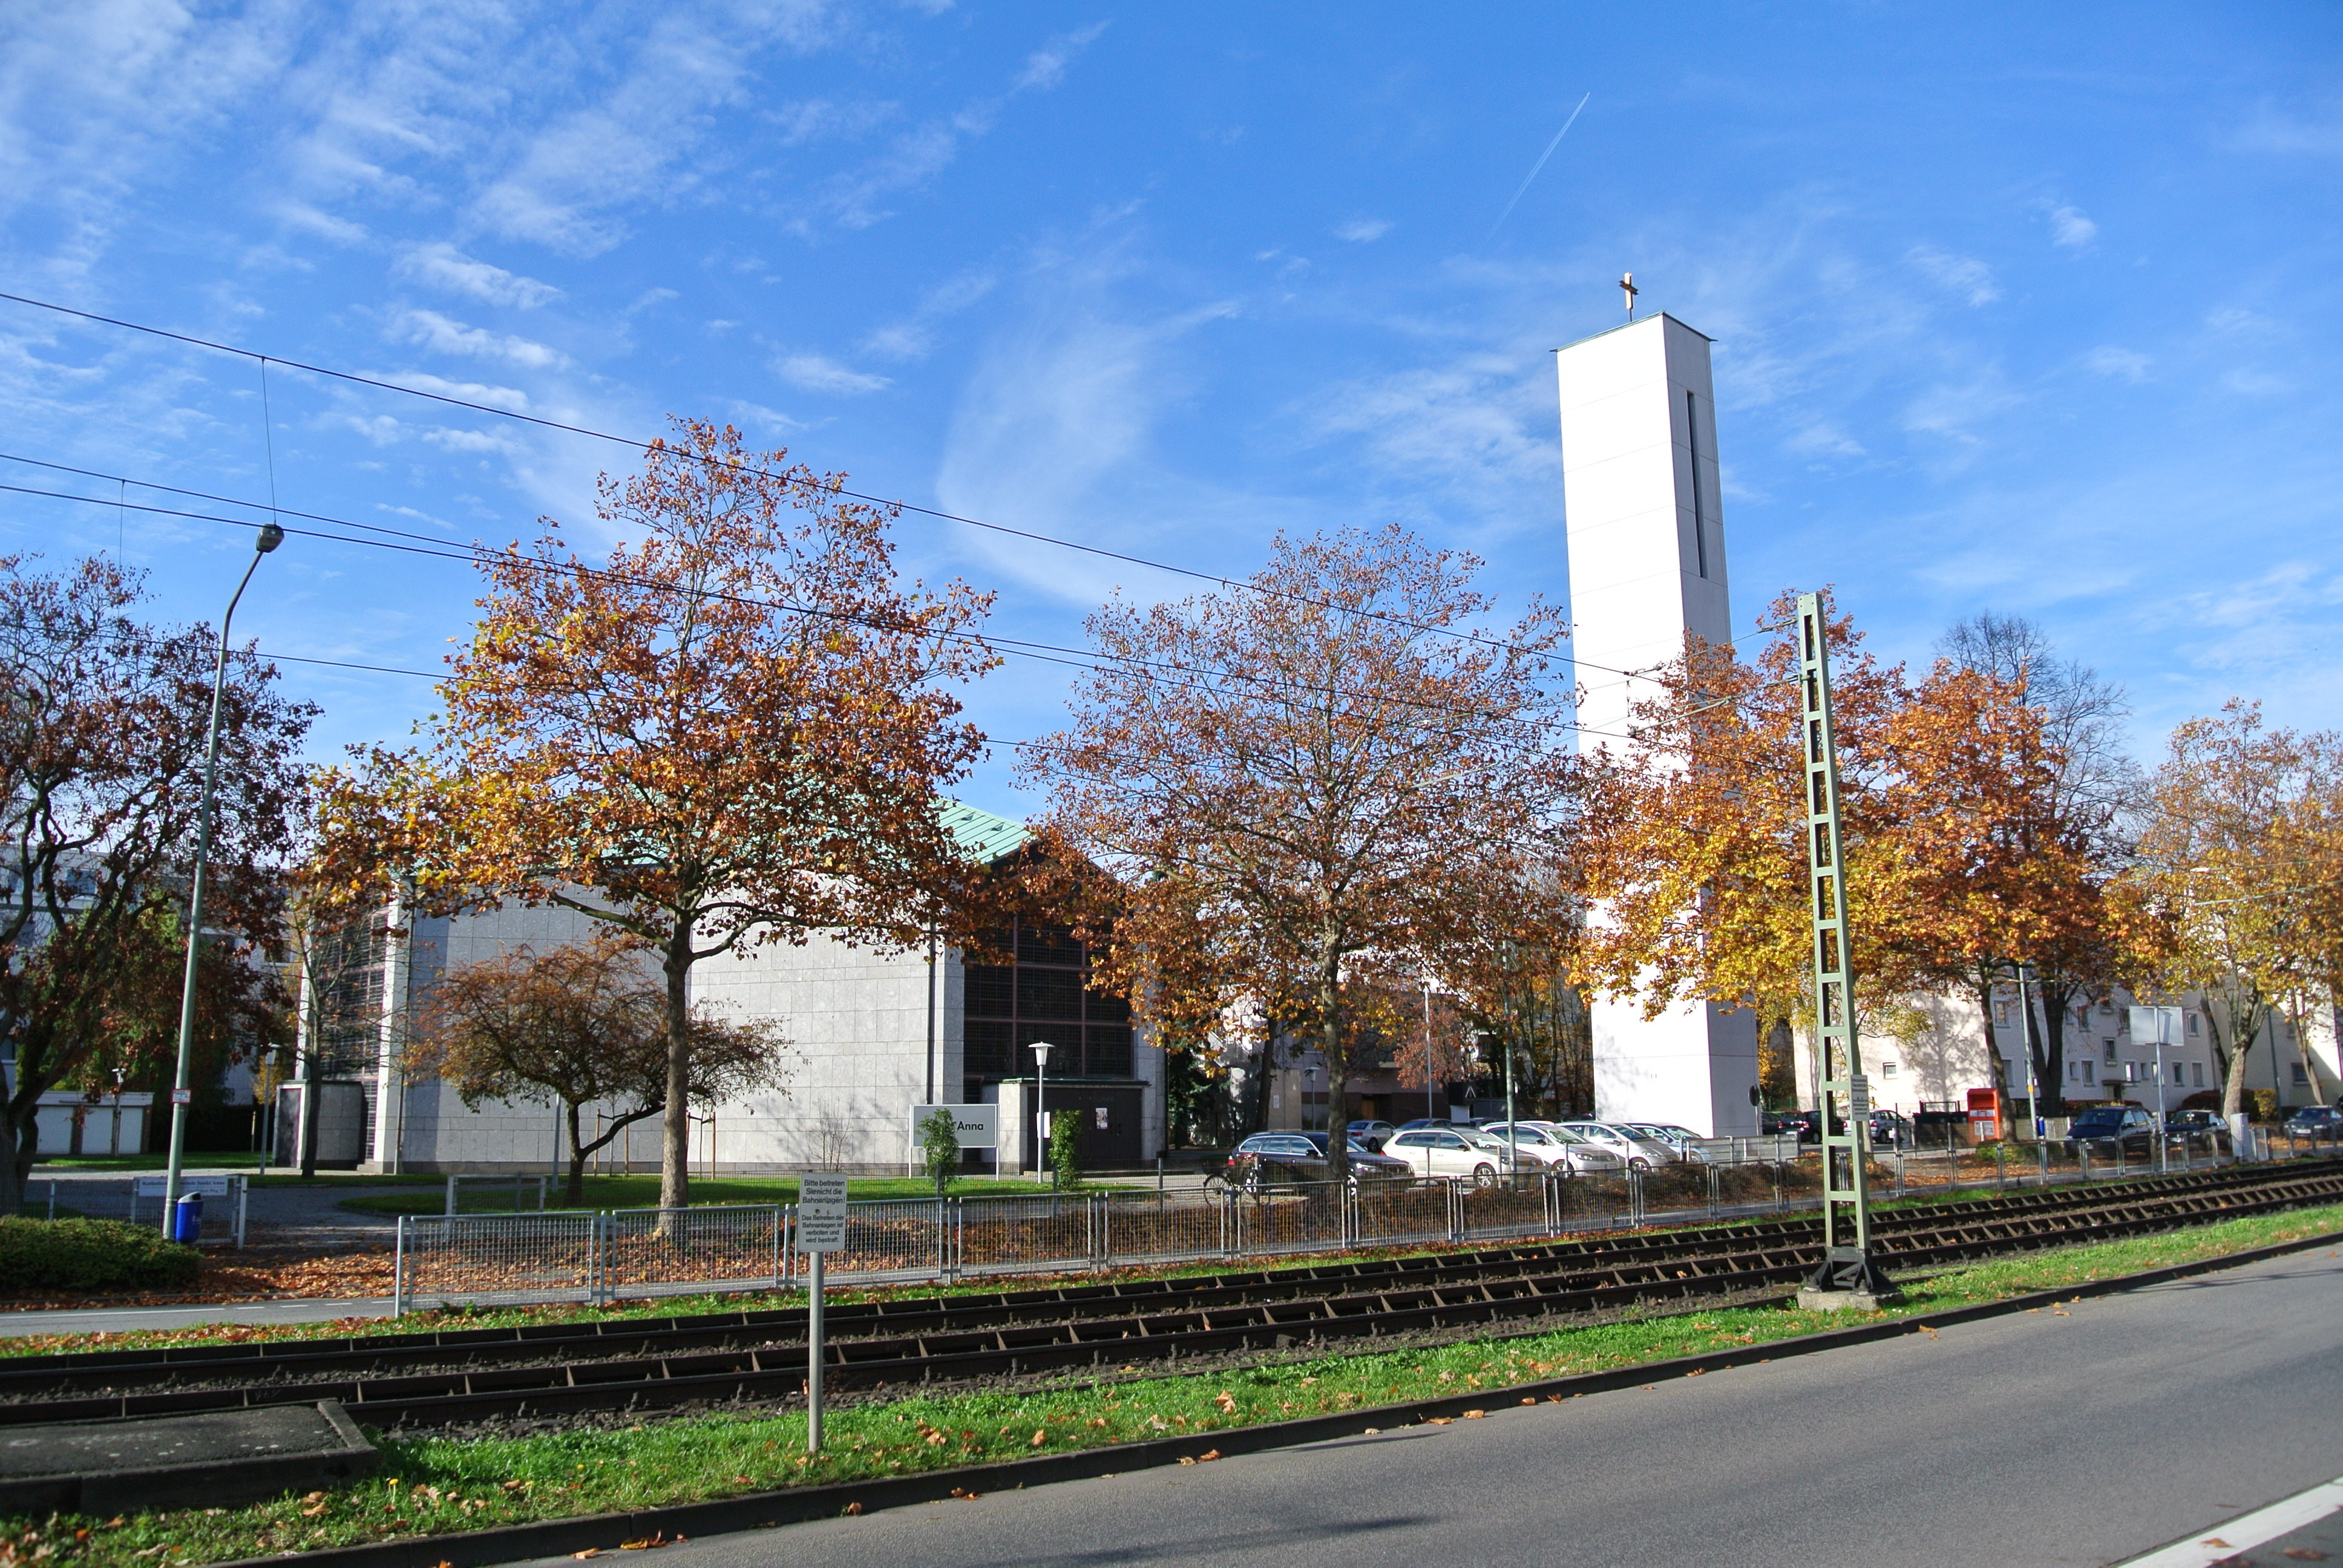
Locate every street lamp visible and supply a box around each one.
[162,521,284,1233]
[1028,1040,1053,1184]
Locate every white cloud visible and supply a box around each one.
[770,96,899,146]
[1906,246,2000,306]
[392,309,569,370]
[380,371,532,413]
[2083,345,2149,382]
[2222,100,2343,159]
[471,8,853,255]
[1902,376,2020,443]
[1015,22,1109,91]
[774,353,891,394]
[936,258,1245,603]
[1334,218,1392,243]
[2222,368,2287,396]
[862,269,997,361]
[2047,203,2097,248]
[1784,420,1865,458]
[395,243,560,309]
[805,24,1104,232]
[273,200,369,246]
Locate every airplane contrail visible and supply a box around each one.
[1486,93,1591,243]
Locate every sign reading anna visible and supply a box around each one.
[909,1103,1000,1149]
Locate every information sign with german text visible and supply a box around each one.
[796,1173,849,1254]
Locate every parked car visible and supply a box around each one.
[2062,1104,2157,1157]
[1477,1122,1628,1174]
[1383,1126,1504,1185]
[1867,1110,1914,1149]
[2283,1105,2343,1141]
[1346,1119,1397,1151]
[1217,1132,1412,1192]
[1550,1120,1677,1171]
[1620,1123,1713,1163]
[1763,1109,1815,1141]
[2163,1108,2231,1152]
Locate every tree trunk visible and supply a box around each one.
[660,910,694,1215]
[1970,964,2013,1104]
[566,1101,589,1208]
[1318,958,1347,1187]
[2212,1002,2252,1120]
[0,1102,34,1218]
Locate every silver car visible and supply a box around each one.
[1552,1120,1679,1171]
[1620,1122,1713,1164]
[1477,1122,1627,1174]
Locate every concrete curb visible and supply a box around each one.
[194,1224,2343,1568]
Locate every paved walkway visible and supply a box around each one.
[0,1296,397,1338]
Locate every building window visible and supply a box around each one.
[962,918,1136,1084]
[1879,1059,1898,1078]
[2193,1062,2206,1088]
[2123,1062,2140,1083]
[2103,1040,2118,1065]
[2292,1062,2310,1085]
[2187,1011,2201,1037]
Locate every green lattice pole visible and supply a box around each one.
[1798,592,1895,1304]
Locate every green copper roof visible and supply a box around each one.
[939,800,1031,865]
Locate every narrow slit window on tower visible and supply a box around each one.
[1685,390,1709,579]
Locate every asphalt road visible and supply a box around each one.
[520,1246,2343,1568]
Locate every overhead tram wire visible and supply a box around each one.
[1,476,1621,742]
[0,289,1784,687]
[237,648,1627,781]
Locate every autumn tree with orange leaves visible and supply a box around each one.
[317,420,994,1210]
[1027,527,1576,1184]
[2128,702,2342,1118]
[407,936,787,1206]
[1575,593,2103,1106]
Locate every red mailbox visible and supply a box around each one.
[1966,1086,2003,1142]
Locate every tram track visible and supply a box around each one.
[7,1160,2338,1432]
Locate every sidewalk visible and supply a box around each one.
[0,1296,396,1339]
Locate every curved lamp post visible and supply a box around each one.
[161,523,284,1233]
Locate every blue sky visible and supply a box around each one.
[2,2,2337,820]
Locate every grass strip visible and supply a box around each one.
[8,1200,2341,1568]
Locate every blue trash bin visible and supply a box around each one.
[172,1192,203,1244]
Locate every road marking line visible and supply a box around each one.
[2117,1477,2343,1568]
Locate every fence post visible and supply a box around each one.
[393,1216,408,1318]
[1706,1163,1720,1221]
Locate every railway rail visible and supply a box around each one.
[7,1160,2337,1432]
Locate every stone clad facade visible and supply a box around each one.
[279,803,1163,1177]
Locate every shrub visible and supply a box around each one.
[919,1109,962,1197]
[1049,1108,1083,1191]
[0,1216,201,1292]
[2248,1089,2279,1123]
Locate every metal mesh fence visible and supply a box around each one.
[396,1212,600,1308]
[389,1133,2341,1312]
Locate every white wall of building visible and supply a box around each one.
[1559,312,1760,1137]
[349,897,1163,1176]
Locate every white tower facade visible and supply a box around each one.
[1557,312,1761,1137]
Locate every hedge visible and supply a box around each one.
[0,1215,202,1292]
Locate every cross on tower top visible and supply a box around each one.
[1619,272,1639,320]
